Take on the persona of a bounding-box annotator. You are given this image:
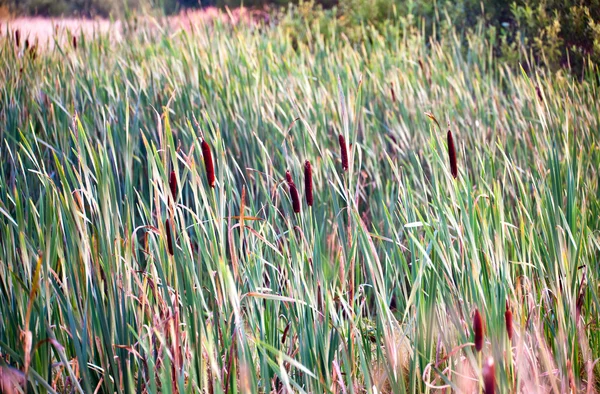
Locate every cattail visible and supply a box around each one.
[72,35,77,50]
[338,134,348,171]
[482,357,495,394]
[505,299,513,341]
[73,190,83,211]
[201,139,215,188]
[24,39,29,51]
[169,171,178,200]
[390,82,396,103]
[536,86,543,103]
[15,29,20,48]
[165,219,174,256]
[447,130,458,179]
[473,308,484,352]
[286,172,301,214]
[304,160,313,207]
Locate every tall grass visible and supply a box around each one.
[0,15,599,393]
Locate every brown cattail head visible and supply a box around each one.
[169,171,178,200]
[304,160,313,207]
[289,182,301,214]
[165,219,174,256]
[15,29,20,48]
[473,308,484,352]
[447,130,458,179]
[24,39,29,50]
[536,86,543,103]
[505,299,513,341]
[201,139,216,188]
[73,190,83,211]
[72,35,77,50]
[338,134,348,171]
[390,82,396,103]
[482,357,495,394]
[285,170,293,186]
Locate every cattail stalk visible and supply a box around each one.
[447,130,458,179]
[482,357,495,394]
[165,219,174,256]
[505,300,513,341]
[304,160,313,207]
[338,134,348,171]
[201,139,216,188]
[473,308,483,352]
[169,171,178,200]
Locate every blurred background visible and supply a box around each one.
[1,0,599,75]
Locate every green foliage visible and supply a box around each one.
[1,15,599,393]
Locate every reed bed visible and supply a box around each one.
[0,14,599,394]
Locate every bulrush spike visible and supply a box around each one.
[72,35,77,50]
[201,139,215,188]
[390,82,396,103]
[473,308,484,352]
[482,357,495,394]
[169,171,178,200]
[286,170,301,214]
[447,130,458,179]
[165,219,174,256]
[15,29,20,48]
[304,160,313,207]
[505,299,513,341]
[338,134,348,171]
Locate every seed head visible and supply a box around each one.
[169,171,178,200]
[338,134,348,171]
[286,172,301,214]
[165,219,174,256]
[72,35,77,50]
[447,130,458,179]
[505,299,513,341]
[201,139,215,188]
[304,160,313,207]
[285,170,293,186]
[473,308,484,352]
[482,357,495,394]
[15,29,20,48]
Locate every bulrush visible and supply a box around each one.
[447,130,458,179]
[201,139,216,188]
[505,299,513,341]
[482,357,495,394]
[338,134,348,171]
[72,35,77,50]
[390,82,396,103]
[15,29,20,48]
[304,160,313,207]
[165,219,174,256]
[473,308,484,352]
[286,170,301,214]
[169,171,178,200]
